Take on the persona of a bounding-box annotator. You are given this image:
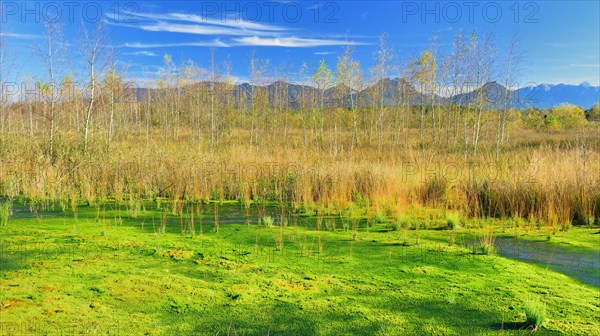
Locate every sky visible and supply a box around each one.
[1,0,599,87]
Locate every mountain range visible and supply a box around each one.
[135,79,599,110]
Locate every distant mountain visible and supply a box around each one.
[513,82,600,109]
[450,81,600,110]
[451,81,512,108]
[133,79,599,110]
[354,78,440,106]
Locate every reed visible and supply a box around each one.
[0,116,597,229]
[0,199,11,226]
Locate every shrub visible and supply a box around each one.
[543,114,562,130]
[521,109,544,129]
[524,299,546,331]
[549,103,587,129]
[586,102,600,121]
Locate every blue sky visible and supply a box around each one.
[1,1,599,86]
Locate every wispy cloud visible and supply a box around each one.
[148,22,246,35]
[0,32,41,40]
[543,42,565,48]
[106,11,287,37]
[314,51,335,55]
[108,20,250,36]
[124,50,159,57]
[568,63,600,68]
[434,26,453,33]
[124,39,230,48]
[106,10,367,49]
[134,12,288,32]
[234,36,363,48]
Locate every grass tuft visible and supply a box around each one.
[473,231,496,255]
[446,212,463,230]
[261,215,274,228]
[392,215,414,231]
[524,299,547,331]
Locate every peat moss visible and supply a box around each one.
[0,203,598,335]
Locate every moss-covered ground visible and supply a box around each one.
[1,202,598,335]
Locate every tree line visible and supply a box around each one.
[0,21,534,158]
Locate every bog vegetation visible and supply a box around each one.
[0,24,598,230]
[1,22,599,335]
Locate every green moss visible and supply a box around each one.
[0,202,598,335]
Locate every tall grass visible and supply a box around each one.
[0,200,11,226]
[0,124,598,227]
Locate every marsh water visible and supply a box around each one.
[5,201,600,287]
[493,236,600,287]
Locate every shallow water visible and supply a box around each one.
[493,236,600,287]
[6,201,599,286]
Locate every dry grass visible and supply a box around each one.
[0,111,598,229]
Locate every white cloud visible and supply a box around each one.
[109,20,250,36]
[106,11,286,37]
[234,36,360,48]
[314,51,335,55]
[153,13,288,32]
[108,10,369,49]
[124,39,230,48]
[124,51,159,57]
[0,32,41,40]
[568,64,600,68]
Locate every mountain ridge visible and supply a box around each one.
[134,79,600,110]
